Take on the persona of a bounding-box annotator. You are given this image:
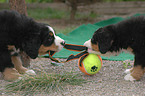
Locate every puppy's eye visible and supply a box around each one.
[48,31,55,41]
[49,31,54,36]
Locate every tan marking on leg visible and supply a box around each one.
[126,47,134,54]
[3,68,21,81]
[131,65,144,80]
[11,56,28,74]
[130,67,134,73]
[127,47,133,52]
[91,43,99,51]
[39,43,58,55]
[7,45,15,50]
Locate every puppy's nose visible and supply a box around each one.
[60,41,65,46]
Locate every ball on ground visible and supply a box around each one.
[78,53,103,75]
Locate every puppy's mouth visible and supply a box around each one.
[46,50,56,56]
[60,41,66,46]
[88,48,96,52]
[88,48,94,52]
[45,41,65,54]
[86,47,102,55]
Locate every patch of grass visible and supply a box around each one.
[122,61,132,69]
[0,0,6,3]
[75,12,89,19]
[27,7,69,20]
[5,70,87,95]
[27,7,100,20]
[55,26,77,35]
[26,0,53,3]
[75,11,100,19]
[89,11,100,18]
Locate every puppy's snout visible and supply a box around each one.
[84,39,91,48]
[60,41,65,46]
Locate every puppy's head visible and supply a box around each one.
[84,25,114,55]
[22,24,65,59]
[38,26,65,55]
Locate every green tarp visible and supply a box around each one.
[44,15,145,61]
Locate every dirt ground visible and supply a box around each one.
[30,59,145,96]
[0,58,144,96]
[0,2,145,96]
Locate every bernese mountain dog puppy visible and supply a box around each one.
[0,10,65,81]
[84,16,145,81]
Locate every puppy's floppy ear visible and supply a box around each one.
[97,26,114,54]
[22,36,41,59]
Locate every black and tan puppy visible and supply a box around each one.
[84,16,145,81]
[0,10,65,81]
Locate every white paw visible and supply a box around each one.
[17,70,36,81]
[124,69,131,74]
[124,74,136,81]
[18,77,23,80]
[25,70,36,75]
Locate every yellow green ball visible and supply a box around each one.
[78,53,103,75]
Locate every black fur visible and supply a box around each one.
[91,16,145,68]
[0,10,54,72]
